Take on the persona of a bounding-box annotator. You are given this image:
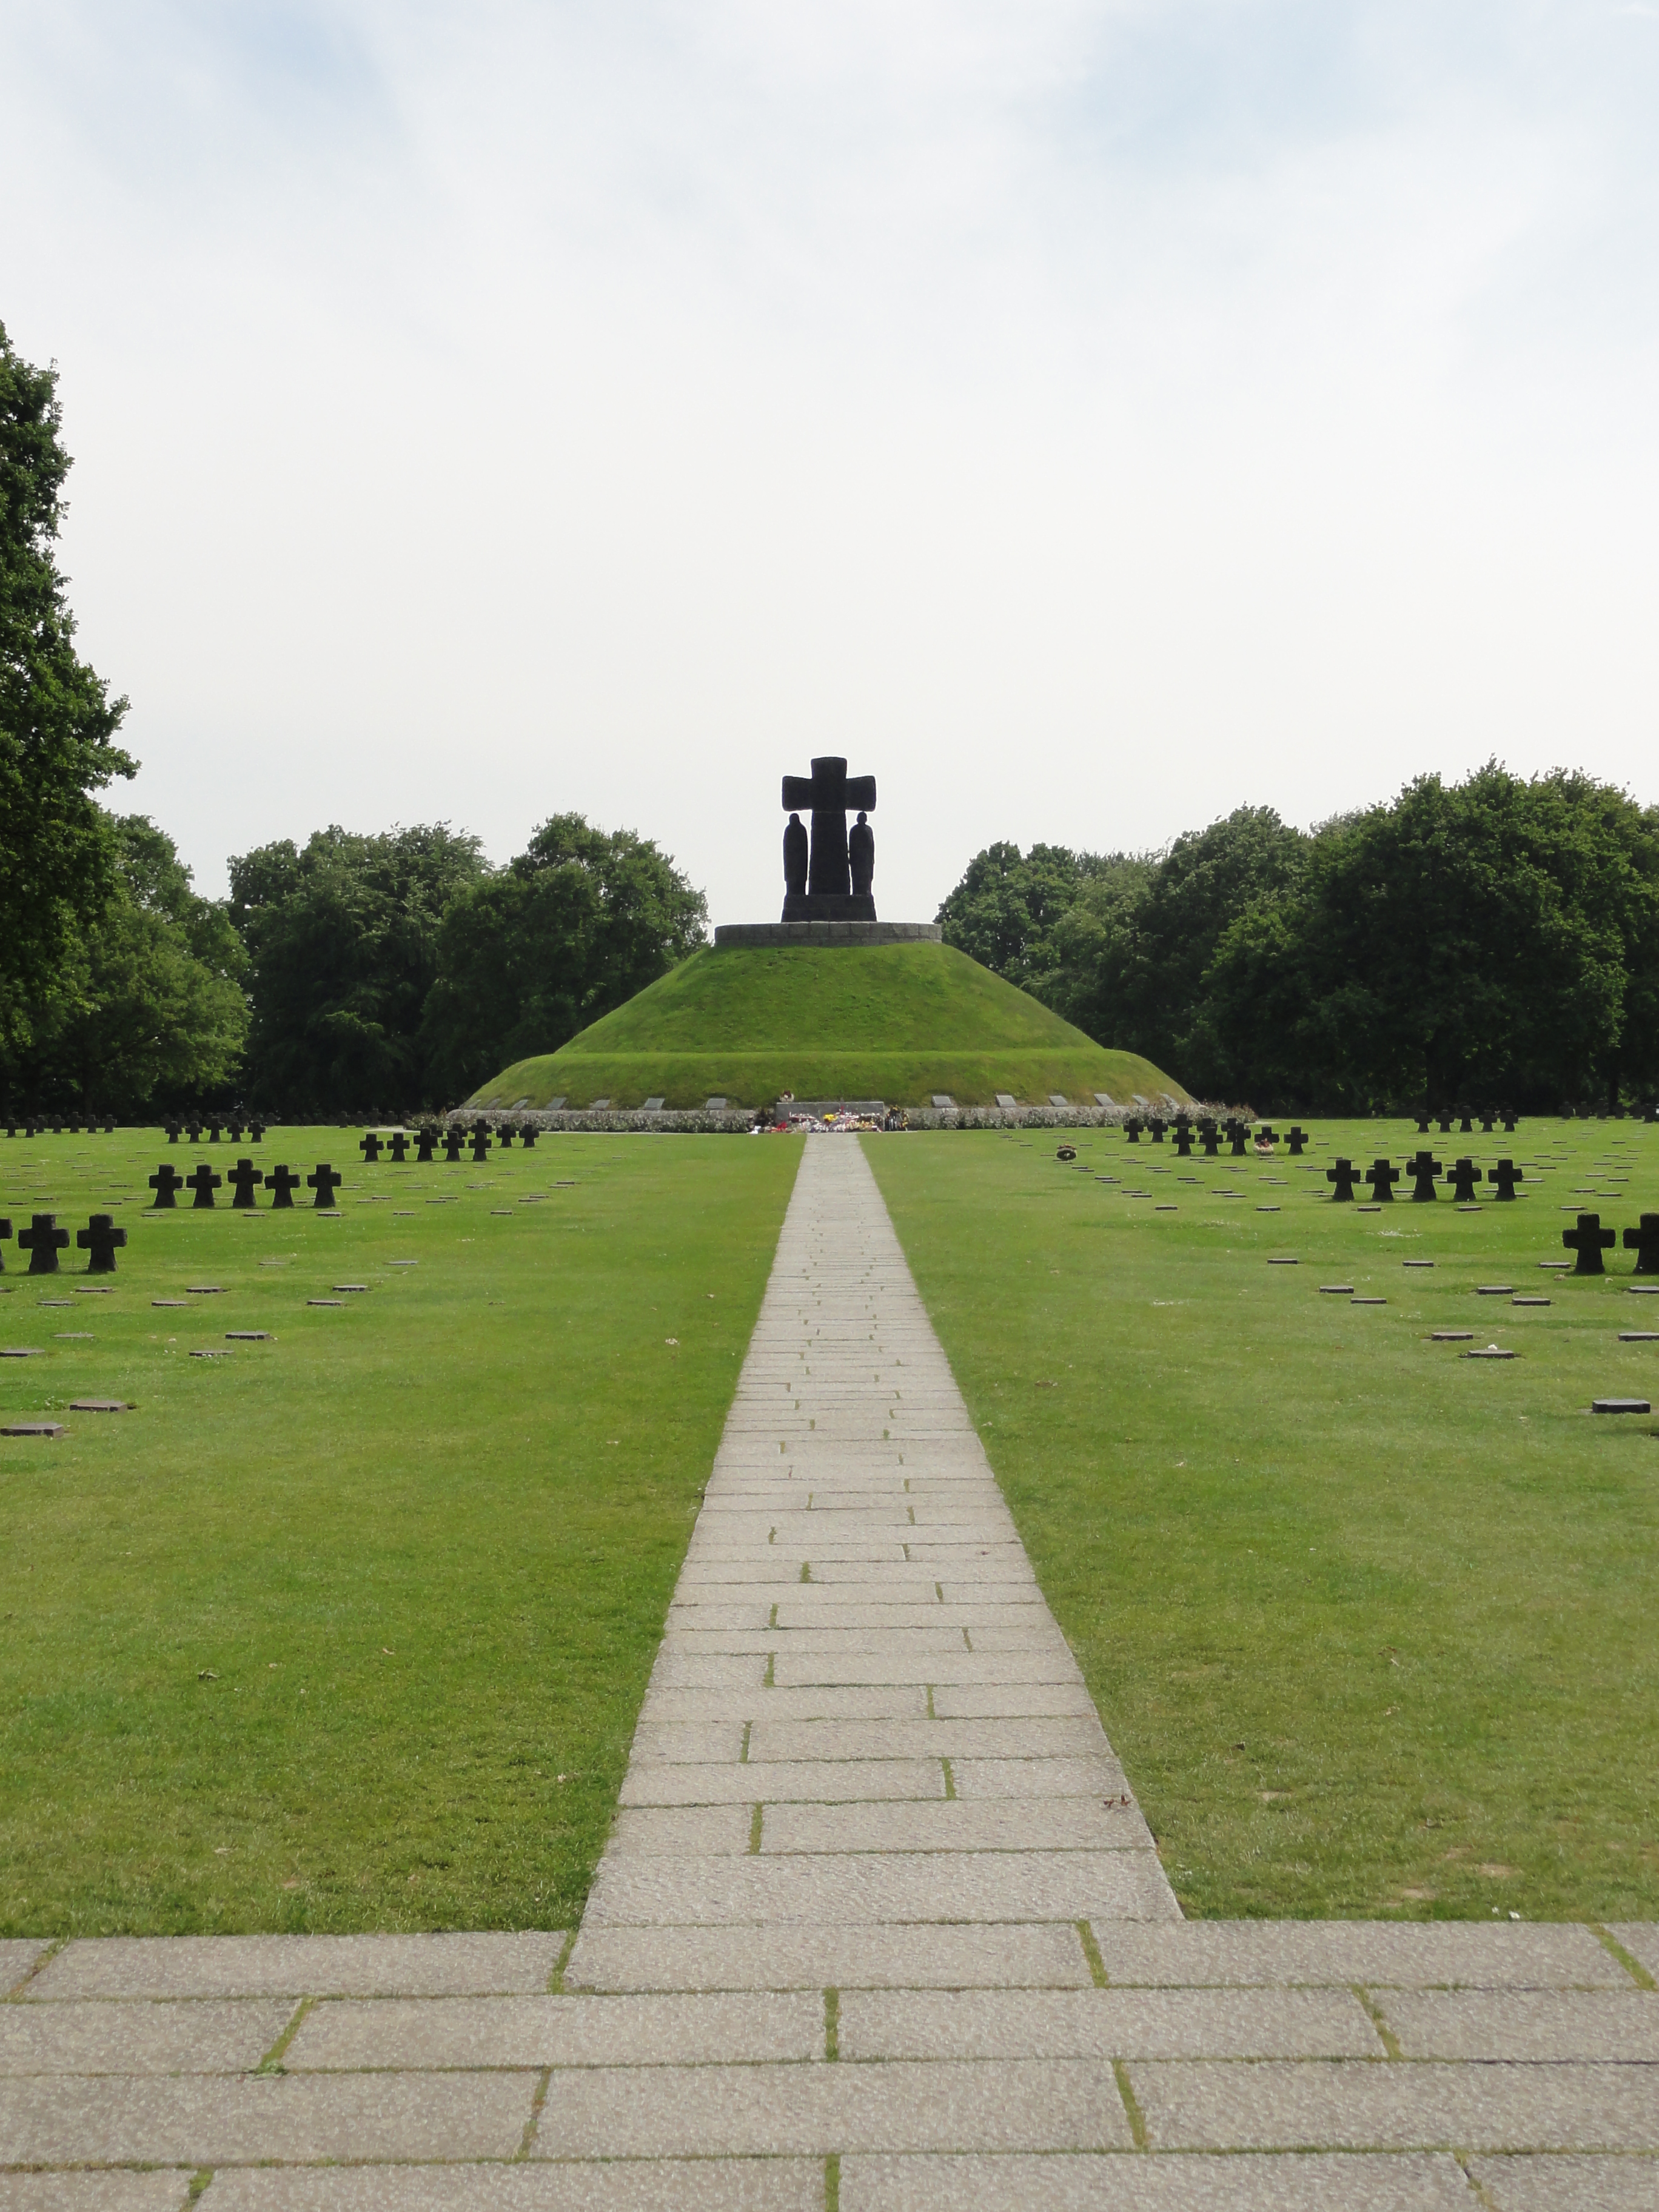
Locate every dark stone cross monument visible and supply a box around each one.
[227,1159,264,1208]
[387,1131,411,1163]
[186,1164,222,1210]
[1227,1121,1250,1156]
[1623,1215,1659,1273]
[1563,1212,1616,1276]
[443,1127,466,1162]
[1198,1119,1220,1156]
[1364,1158,1400,1202]
[414,1128,438,1162]
[1407,1150,1442,1201]
[267,1164,301,1209]
[780,757,877,921]
[0,1218,10,1269]
[1327,1158,1360,1202]
[78,1215,126,1273]
[308,1164,343,1208]
[20,1215,70,1274]
[360,1132,383,1164]
[1285,1127,1308,1155]
[1446,1158,1483,1203]
[1489,1159,1523,1202]
[149,1164,184,1210]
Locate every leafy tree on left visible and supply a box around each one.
[0,321,134,1047]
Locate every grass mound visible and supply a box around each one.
[469,938,1183,1110]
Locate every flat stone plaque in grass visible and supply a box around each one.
[994,1094,1016,1107]
[1475,1285,1513,1295]
[1618,1332,1659,1342]
[3,1421,63,1436]
[1464,1346,1517,1358]
[1404,1259,1434,1267]
[186,1285,225,1295]
[1512,1296,1551,1306]
[1,1348,42,1356]
[642,1098,666,1111]
[1267,1258,1298,1265]
[1431,1330,1474,1341]
[1455,1203,1483,1212]
[387,1260,418,1267]
[1627,1285,1659,1295]
[1319,1284,1353,1294]
[1352,1296,1387,1304]
[1155,1203,1177,1210]
[332,1284,369,1293]
[588,1098,611,1110]
[1256,1205,1280,1212]
[189,1349,232,1359]
[152,1299,187,1308]
[226,1332,273,1341]
[1540,1261,1570,1270]
[1356,1204,1381,1212]
[1594,1398,1651,1413]
[307,1298,343,1307]
[69,1399,130,1412]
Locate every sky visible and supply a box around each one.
[4,1,1659,923]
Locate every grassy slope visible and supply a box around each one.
[470,940,1184,1111]
[0,1128,799,1937]
[865,1118,1659,1922]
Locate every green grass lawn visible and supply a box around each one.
[473,939,1182,1111]
[0,1127,799,1938]
[865,1118,1659,1923]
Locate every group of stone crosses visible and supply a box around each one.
[4,1116,118,1137]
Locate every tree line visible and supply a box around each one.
[937,766,1659,1114]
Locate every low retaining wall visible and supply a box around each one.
[451,1101,1238,1134]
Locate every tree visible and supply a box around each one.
[1201,766,1659,1112]
[935,842,1129,994]
[421,814,708,1098]
[0,814,248,1116]
[0,323,134,1048]
[228,824,489,1111]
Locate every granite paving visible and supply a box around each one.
[4,1137,1655,2205]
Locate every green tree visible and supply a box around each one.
[936,842,1127,994]
[1,814,248,1117]
[1202,766,1659,1112]
[421,814,708,1099]
[0,323,134,1047]
[1045,807,1310,1095]
[228,824,489,1111]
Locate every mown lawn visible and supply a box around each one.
[0,1127,799,1937]
[865,1117,1659,1923]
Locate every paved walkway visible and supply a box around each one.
[3,1139,1657,2207]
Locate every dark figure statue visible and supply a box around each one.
[783,813,808,897]
[848,810,874,898]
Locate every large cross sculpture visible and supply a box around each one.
[781,757,876,901]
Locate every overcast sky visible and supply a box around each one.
[5,1,1658,922]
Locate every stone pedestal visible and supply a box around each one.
[713,921,943,948]
[781,891,876,922]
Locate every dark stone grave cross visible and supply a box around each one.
[0,1216,10,1268]
[1623,1215,1659,1273]
[469,1127,491,1162]
[1172,1124,1194,1157]
[443,1128,466,1162]
[1285,1127,1308,1155]
[1228,1121,1250,1156]
[149,1163,184,1210]
[1503,1113,1518,1132]
[1198,1120,1221,1156]
[226,1120,244,1142]
[249,1121,266,1142]
[78,1215,127,1273]
[360,1132,384,1164]
[1364,1159,1400,1202]
[387,1131,411,1163]
[1124,1119,1141,1144]
[1436,1115,1453,1134]
[1148,1118,1165,1144]
[186,1164,222,1210]
[520,1125,538,1149]
[1446,1158,1483,1203]
[1563,1212,1616,1275]
[1489,1159,1523,1202]
[415,1129,438,1162]
[497,1122,516,1148]
[267,1164,301,1209]
[1480,1114,1496,1133]
[1327,1158,1360,1202]
[1416,1116,1431,1133]
[308,1164,343,1208]
[1407,1150,1442,1201]
[207,1122,223,1143]
[19,1215,70,1274]
[227,1159,264,1208]
[1458,1114,1474,1133]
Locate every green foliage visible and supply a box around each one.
[948,770,1659,1111]
[228,824,489,1111]
[0,1128,799,1936]
[421,813,708,1099]
[869,1122,1659,1921]
[936,840,1134,993]
[1,814,248,1116]
[468,939,1184,1109]
[0,322,134,1042]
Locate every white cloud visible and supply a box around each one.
[4,0,1658,917]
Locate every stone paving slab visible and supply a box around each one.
[528,2058,1135,2157]
[563,1921,1096,1991]
[25,1933,566,2001]
[0,1945,47,2000]
[286,1991,822,2071]
[1467,2154,1659,2210]
[0,1997,292,2076]
[759,1798,1142,1855]
[838,2151,1480,2210]
[836,1986,1385,2060]
[1378,1989,1659,2060]
[1607,1924,1659,1982]
[620,1758,948,1806]
[1091,1921,1631,1988]
[0,2070,535,2164]
[1130,2057,1659,2150]
[199,2168,823,2212]
[0,2179,195,2212]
